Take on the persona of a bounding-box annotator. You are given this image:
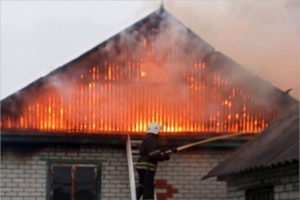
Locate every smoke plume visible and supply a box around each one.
[166,0,300,100]
[1,2,297,134]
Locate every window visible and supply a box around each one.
[49,163,100,200]
[246,186,274,200]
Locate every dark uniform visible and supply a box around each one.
[135,133,170,200]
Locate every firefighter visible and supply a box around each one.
[135,122,171,200]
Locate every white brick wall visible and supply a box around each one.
[1,145,233,200]
[224,164,299,200]
[156,149,230,199]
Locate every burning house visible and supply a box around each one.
[0,8,298,200]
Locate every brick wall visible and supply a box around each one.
[224,163,299,200]
[156,149,231,199]
[1,144,233,200]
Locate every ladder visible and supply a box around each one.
[126,135,139,200]
[126,135,157,200]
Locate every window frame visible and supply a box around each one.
[46,160,102,200]
[245,185,274,200]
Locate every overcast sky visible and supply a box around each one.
[1,0,299,99]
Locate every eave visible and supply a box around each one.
[1,131,254,148]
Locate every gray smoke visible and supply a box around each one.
[167,0,300,100]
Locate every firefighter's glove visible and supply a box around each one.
[171,147,178,153]
[162,148,177,155]
[160,151,170,161]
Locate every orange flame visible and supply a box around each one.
[1,45,278,135]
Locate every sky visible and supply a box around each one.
[1,0,299,100]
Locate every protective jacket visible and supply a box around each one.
[135,133,169,171]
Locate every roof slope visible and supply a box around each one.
[204,106,299,179]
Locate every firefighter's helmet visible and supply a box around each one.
[147,123,161,135]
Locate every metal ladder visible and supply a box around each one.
[126,135,157,200]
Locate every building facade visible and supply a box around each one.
[1,142,236,200]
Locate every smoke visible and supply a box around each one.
[57,9,215,125]
[166,0,300,100]
[36,8,279,131]
[285,0,300,34]
[2,2,296,133]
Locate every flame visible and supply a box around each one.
[140,71,146,77]
[1,40,279,135]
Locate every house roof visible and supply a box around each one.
[203,106,299,179]
[0,8,298,140]
[1,8,297,108]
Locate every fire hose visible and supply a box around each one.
[162,132,246,155]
